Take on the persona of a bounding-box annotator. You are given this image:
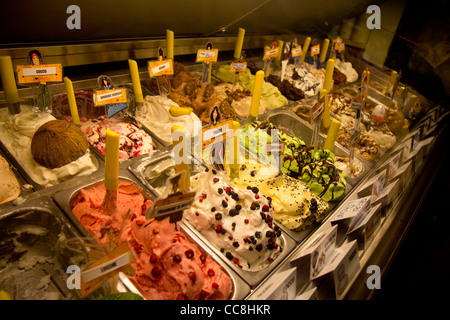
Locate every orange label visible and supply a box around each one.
[196,49,219,63]
[16,64,63,84]
[201,119,234,148]
[94,88,127,106]
[311,44,320,56]
[263,47,280,60]
[148,59,174,77]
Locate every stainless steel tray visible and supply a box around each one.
[127,151,206,197]
[0,196,112,300]
[0,101,104,191]
[128,151,296,288]
[52,170,250,300]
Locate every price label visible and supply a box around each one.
[78,242,135,297]
[147,191,196,220]
[310,98,325,123]
[17,63,63,84]
[350,99,362,109]
[230,62,247,72]
[196,49,219,63]
[148,59,174,77]
[335,37,345,52]
[263,47,280,60]
[291,45,302,57]
[201,120,233,148]
[93,88,127,106]
[311,44,320,56]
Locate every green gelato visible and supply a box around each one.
[239,120,347,202]
[213,65,288,110]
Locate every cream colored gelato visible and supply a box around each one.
[136,95,200,144]
[334,59,358,83]
[184,168,284,271]
[0,155,21,204]
[231,162,330,232]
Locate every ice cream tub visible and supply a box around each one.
[0,105,104,191]
[0,196,113,300]
[127,151,206,197]
[52,170,249,300]
[182,218,295,288]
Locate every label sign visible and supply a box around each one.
[78,242,135,297]
[310,97,325,123]
[17,64,63,84]
[370,172,386,203]
[148,59,174,77]
[147,191,196,219]
[230,62,247,72]
[196,49,219,63]
[263,47,280,60]
[311,44,320,56]
[335,37,345,52]
[202,120,233,148]
[291,45,302,57]
[94,88,127,106]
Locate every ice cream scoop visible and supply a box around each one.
[184,168,284,271]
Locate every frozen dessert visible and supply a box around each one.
[336,127,380,162]
[0,155,21,204]
[334,156,364,178]
[333,68,348,86]
[129,217,232,300]
[70,179,153,244]
[266,74,305,101]
[52,90,157,160]
[240,120,348,202]
[31,120,90,169]
[279,132,348,202]
[184,168,284,271]
[214,82,266,118]
[231,161,330,231]
[162,62,236,125]
[0,106,98,187]
[278,63,325,97]
[70,179,232,300]
[80,113,156,161]
[212,65,289,110]
[135,95,200,144]
[334,59,358,83]
[329,93,397,153]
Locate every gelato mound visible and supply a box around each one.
[167,62,236,124]
[31,120,89,169]
[232,162,330,231]
[267,74,305,101]
[185,168,284,271]
[80,115,156,161]
[70,179,232,300]
[0,155,21,204]
[129,218,232,300]
[240,121,348,202]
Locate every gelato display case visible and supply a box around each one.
[0,0,448,301]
